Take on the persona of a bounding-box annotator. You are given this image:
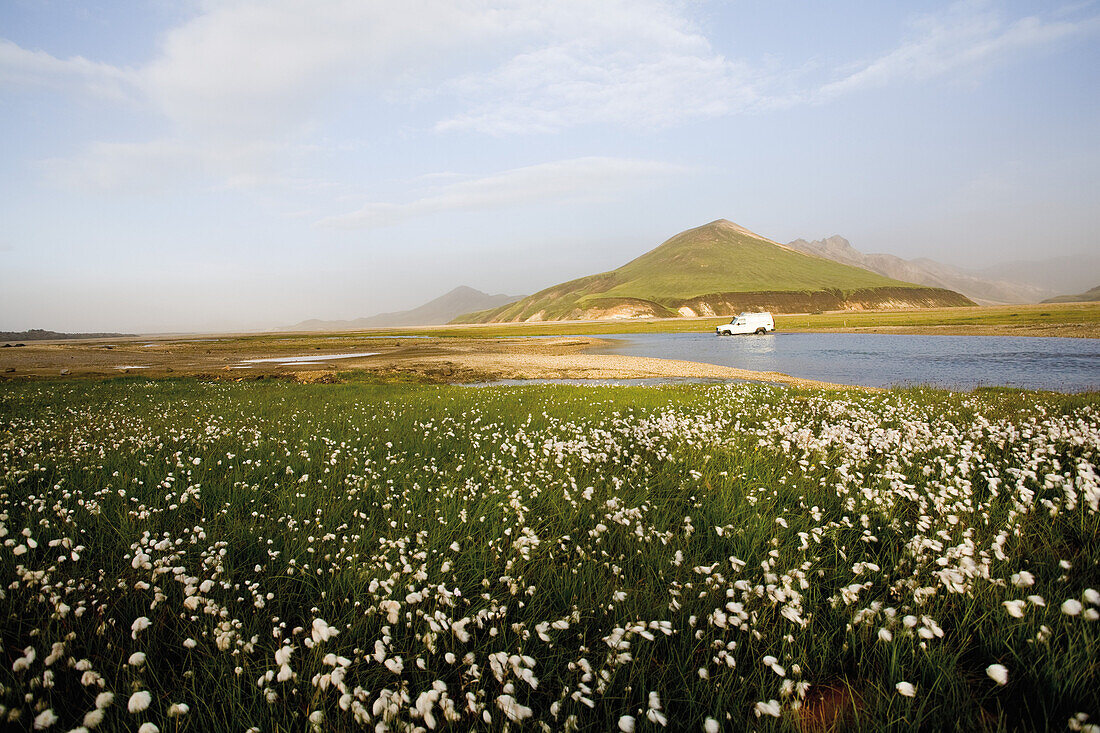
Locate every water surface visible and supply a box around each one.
[586,333,1099,392]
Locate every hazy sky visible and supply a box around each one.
[2,0,1098,332]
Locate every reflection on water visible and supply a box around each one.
[240,352,378,364]
[587,333,1100,392]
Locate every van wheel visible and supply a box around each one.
[755,327,766,335]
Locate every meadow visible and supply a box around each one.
[1,377,1098,731]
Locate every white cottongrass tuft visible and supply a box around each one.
[128,690,152,713]
[1063,599,1084,616]
[1011,571,1035,588]
[896,681,917,697]
[754,700,781,717]
[704,716,720,733]
[33,709,59,729]
[618,715,636,732]
[130,616,151,639]
[986,664,1009,685]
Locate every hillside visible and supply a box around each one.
[287,286,521,330]
[1,329,132,342]
[1042,284,1100,303]
[787,235,1049,304]
[457,220,972,323]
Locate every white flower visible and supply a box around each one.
[128,690,152,713]
[128,652,147,667]
[1011,571,1035,588]
[986,664,1008,685]
[1084,589,1100,606]
[95,692,114,709]
[1062,599,1084,616]
[167,703,189,717]
[754,700,782,718]
[878,628,893,642]
[33,709,58,729]
[311,617,338,643]
[138,724,159,733]
[274,645,294,666]
[130,617,151,639]
[496,694,533,722]
[618,715,636,732]
[896,681,916,697]
[704,717,720,733]
[1003,600,1026,618]
[83,709,105,728]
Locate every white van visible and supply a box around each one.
[716,311,775,336]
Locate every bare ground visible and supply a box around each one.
[0,335,856,389]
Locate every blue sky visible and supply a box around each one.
[1,0,1098,332]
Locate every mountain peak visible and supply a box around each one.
[696,219,778,245]
[455,220,972,323]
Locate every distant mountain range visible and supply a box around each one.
[974,256,1100,299]
[787,236,1100,305]
[1043,284,1100,303]
[786,236,1050,304]
[456,220,971,323]
[286,286,522,331]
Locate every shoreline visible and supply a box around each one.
[0,335,863,389]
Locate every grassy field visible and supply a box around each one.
[1,377,1098,731]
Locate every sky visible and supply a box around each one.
[1,0,1098,333]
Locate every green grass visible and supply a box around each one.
[1,378,1098,731]
[459,221,967,322]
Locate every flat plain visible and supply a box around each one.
[1,303,1097,386]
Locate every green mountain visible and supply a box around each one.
[1042,284,1100,303]
[456,220,973,323]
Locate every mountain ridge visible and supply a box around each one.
[1042,284,1100,303]
[456,220,972,323]
[286,286,522,331]
[787,235,1050,304]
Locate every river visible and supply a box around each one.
[585,332,1100,392]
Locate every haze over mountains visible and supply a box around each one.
[1043,285,1100,303]
[786,236,1054,305]
[286,286,521,331]
[457,220,971,323]
[278,220,1095,331]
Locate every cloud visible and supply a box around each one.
[319,157,688,229]
[815,2,1100,101]
[437,44,763,135]
[0,39,138,101]
[5,0,1098,193]
[4,1,1098,137]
